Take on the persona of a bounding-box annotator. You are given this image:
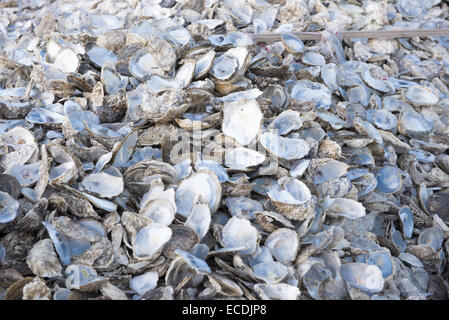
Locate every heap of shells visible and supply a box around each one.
[1,0,449,300]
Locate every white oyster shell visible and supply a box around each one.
[254,283,300,300]
[87,46,117,68]
[253,261,288,284]
[175,171,222,217]
[266,228,299,264]
[260,132,310,161]
[222,99,262,146]
[185,197,211,239]
[224,147,266,171]
[133,223,172,260]
[221,216,259,255]
[129,37,176,80]
[129,271,159,296]
[5,162,41,187]
[340,263,385,293]
[405,85,439,106]
[140,188,176,226]
[0,191,19,223]
[324,197,366,219]
[267,110,302,135]
[267,178,314,221]
[53,48,79,73]
[80,172,124,198]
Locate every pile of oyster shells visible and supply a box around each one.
[0,0,449,300]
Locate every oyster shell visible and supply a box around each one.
[221,217,259,255]
[222,99,263,146]
[133,223,173,260]
[267,178,315,221]
[175,171,222,217]
[129,37,176,80]
[26,239,62,278]
[340,263,385,293]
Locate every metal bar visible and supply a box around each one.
[250,28,449,42]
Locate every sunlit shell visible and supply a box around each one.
[222,216,259,255]
[129,271,159,296]
[174,159,193,180]
[267,178,314,221]
[405,85,439,106]
[26,107,67,125]
[88,14,124,33]
[80,172,124,199]
[340,263,385,293]
[290,80,332,109]
[254,283,300,300]
[366,109,397,131]
[253,262,288,284]
[184,196,211,239]
[321,63,339,91]
[281,33,304,53]
[22,277,51,300]
[148,75,183,94]
[86,46,118,68]
[129,38,176,80]
[398,206,414,239]
[398,108,434,137]
[65,265,106,292]
[418,226,443,252]
[267,110,302,135]
[140,189,176,226]
[53,48,79,73]
[260,132,310,161]
[222,99,262,146]
[375,165,402,194]
[193,51,216,79]
[5,162,40,187]
[0,191,19,223]
[353,117,383,145]
[396,0,422,19]
[265,228,299,264]
[1,0,449,302]
[141,89,190,123]
[225,196,263,220]
[42,221,73,266]
[49,161,77,185]
[175,58,196,89]
[302,263,332,299]
[209,53,238,81]
[112,130,138,167]
[324,198,366,219]
[208,32,253,47]
[101,64,125,95]
[302,51,325,66]
[224,147,266,171]
[309,159,349,185]
[0,127,38,171]
[195,160,229,182]
[361,68,395,94]
[133,223,172,260]
[398,252,424,268]
[366,251,394,278]
[176,171,222,217]
[263,85,289,112]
